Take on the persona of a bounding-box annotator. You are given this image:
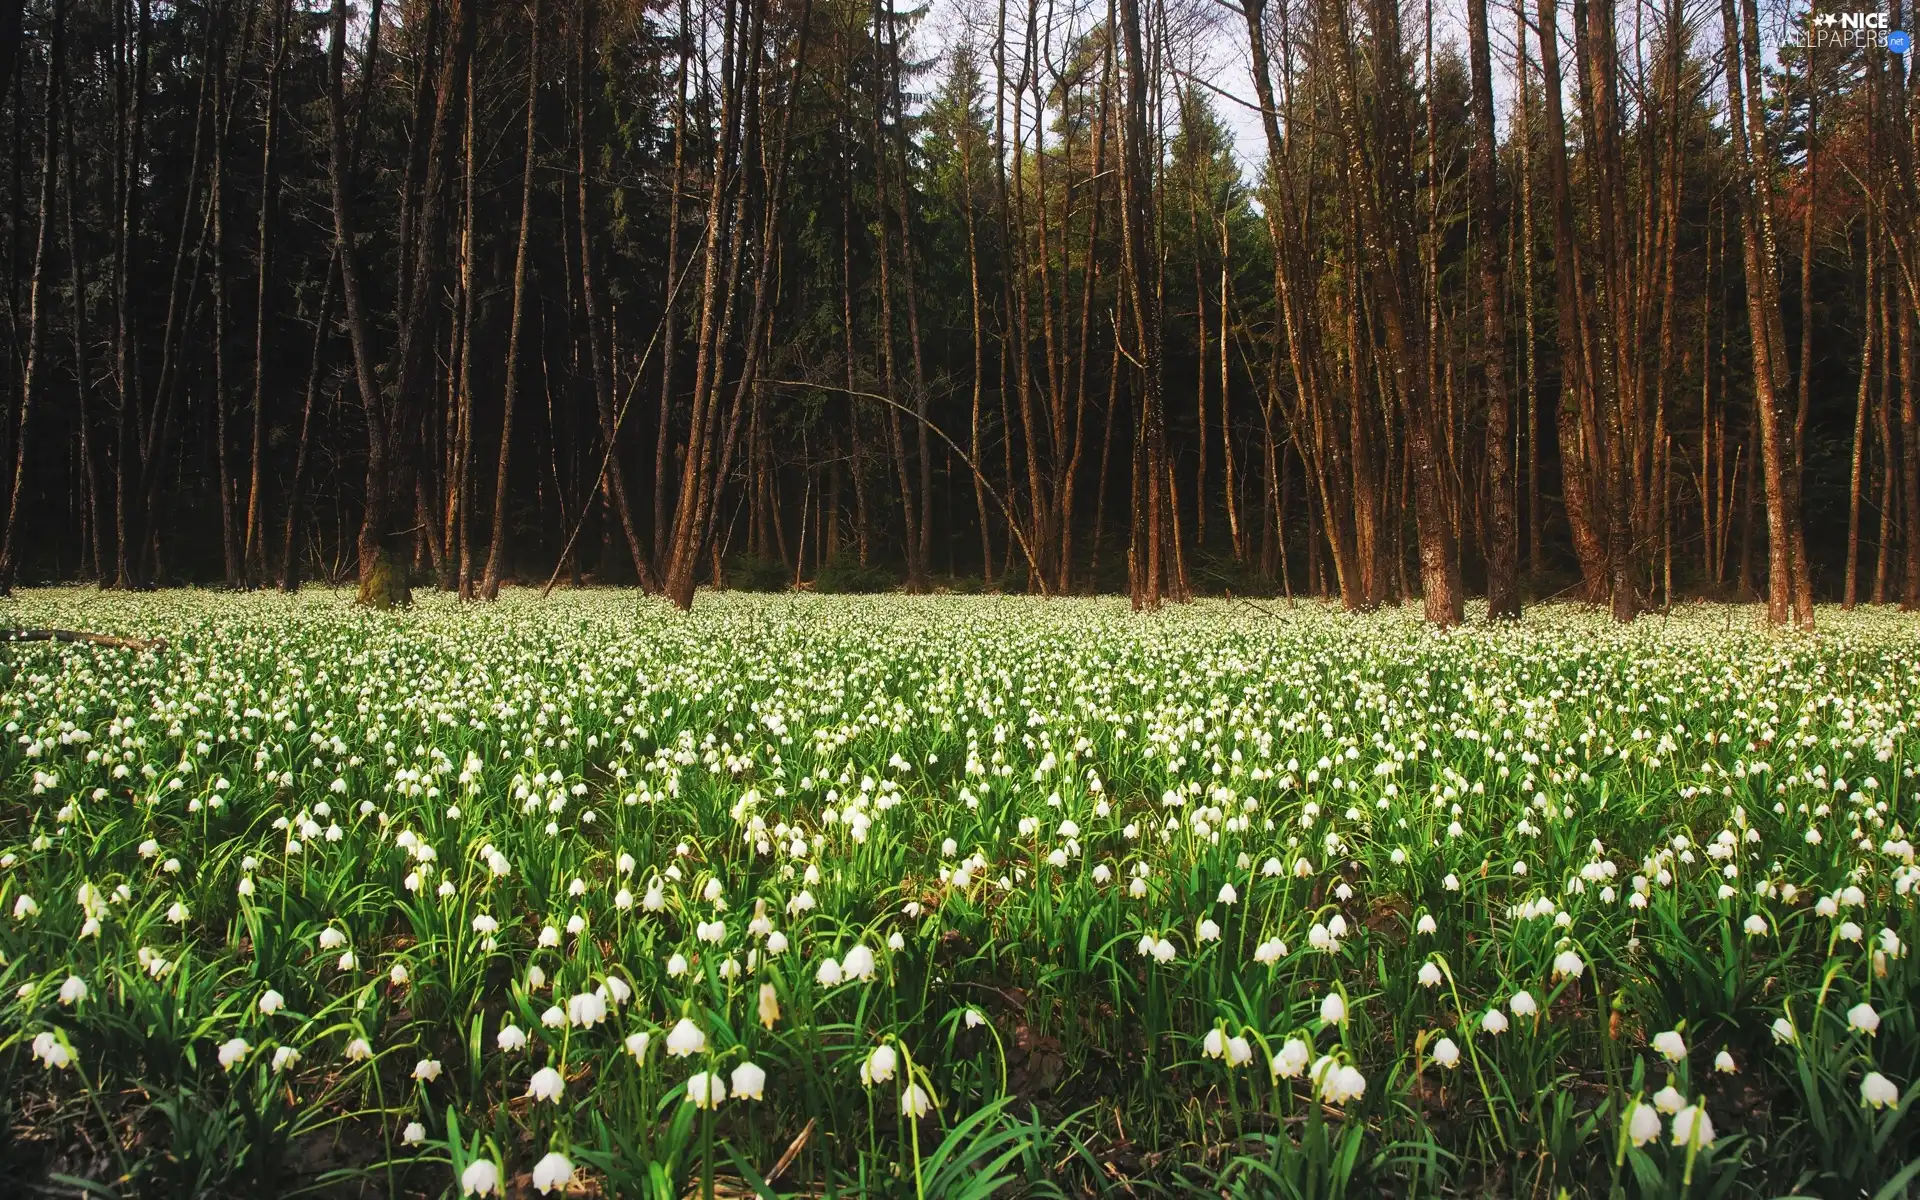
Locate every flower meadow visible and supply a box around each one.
[3,590,1919,1198]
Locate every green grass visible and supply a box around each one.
[2,589,1917,1197]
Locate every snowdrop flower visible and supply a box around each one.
[1217,883,1238,904]
[667,953,689,978]
[862,1044,899,1086]
[1418,962,1443,988]
[1196,919,1221,943]
[1772,1017,1797,1044]
[1225,1035,1253,1067]
[345,1037,374,1062]
[219,1038,250,1071]
[1254,938,1287,965]
[414,1059,443,1082]
[528,1066,565,1103]
[1415,914,1437,935]
[1203,1028,1227,1059]
[531,1151,574,1195]
[13,895,38,920]
[1628,1100,1661,1146]
[568,992,608,1029]
[538,925,561,948]
[271,1045,301,1073]
[685,1071,726,1109]
[624,1031,650,1061]
[259,989,286,1016]
[542,1006,567,1029]
[497,1024,527,1052]
[1312,1057,1366,1105]
[390,963,409,986]
[1320,992,1347,1026]
[900,1083,932,1118]
[1151,936,1177,963]
[1743,914,1769,936]
[731,1060,767,1101]
[666,1018,707,1057]
[1551,950,1584,980]
[58,976,87,1005]
[402,1121,426,1145]
[964,1008,987,1029]
[1652,1030,1687,1062]
[1849,1003,1881,1035]
[766,931,789,956]
[758,983,781,1029]
[461,1158,501,1196]
[318,928,347,951]
[1862,1072,1900,1109]
[1480,1009,1509,1035]
[1671,1105,1715,1148]
[1509,991,1538,1017]
[815,958,844,987]
[842,944,878,981]
[1652,1085,1685,1114]
[1431,1036,1460,1068]
[1714,1050,1736,1074]
[1271,1037,1310,1079]
[30,1031,72,1071]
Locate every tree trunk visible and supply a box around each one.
[1467,0,1517,619]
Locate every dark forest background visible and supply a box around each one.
[0,0,1914,626]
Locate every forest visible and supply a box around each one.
[0,0,1913,627]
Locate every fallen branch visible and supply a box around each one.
[1,629,169,653]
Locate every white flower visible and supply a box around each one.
[665,1018,707,1057]
[1196,919,1221,942]
[667,953,689,978]
[1849,1003,1880,1035]
[1271,1037,1310,1079]
[219,1038,250,1070]
[758,983,781,1029]
[259,989,286,1016]
[1509,991,1538,1018]
[1416,914,1438,935]
[625,1031,651,1061]
[965,1008,986,1029]
[58,976,87,1005]
[542,1006,566,1029]
[1203,1028,1227,1059]
[1771,1017,1797,1044]
[1320,992,1347,1026]
[1671,1105,1715,1148]
[272,1045,301,1073]
[1225,1035,1253,1067]
[1418,962,1443,988]
[1217,883,1238,904]
[1652,1085,1685,1114]
[1714,1050,1736,1074]
[318,928,347,950]
[815,958,844,987]
[900,1083,932,1117]
[528,1066,565,1102]
[861,1044,899,1086]
[531,1151,574,1195]
[13,894,39,920]
[413,1058,443,1082]
[731,1060,767,1100]
[1862,1072,1901,1109]
[1431,1037,1460,1068]
[568,991,608,1029]
[766,931,789,956]
[461,1158,501,1196]
[1743,914,1769,936]
[402,1121,426,1145]
[497,1024,527,1052]
[1652,1030,1687,1062]
[390,963,410,986]
[1628,1100,1661,1146]
[30,1031,72,1070]
[1551,950,1584,980]
[685,1070,726,1109]
[842,943,878,981]
[345,1037,374,1062]
[1480,1009,1509,1035]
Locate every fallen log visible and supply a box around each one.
[1,629,169,653]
